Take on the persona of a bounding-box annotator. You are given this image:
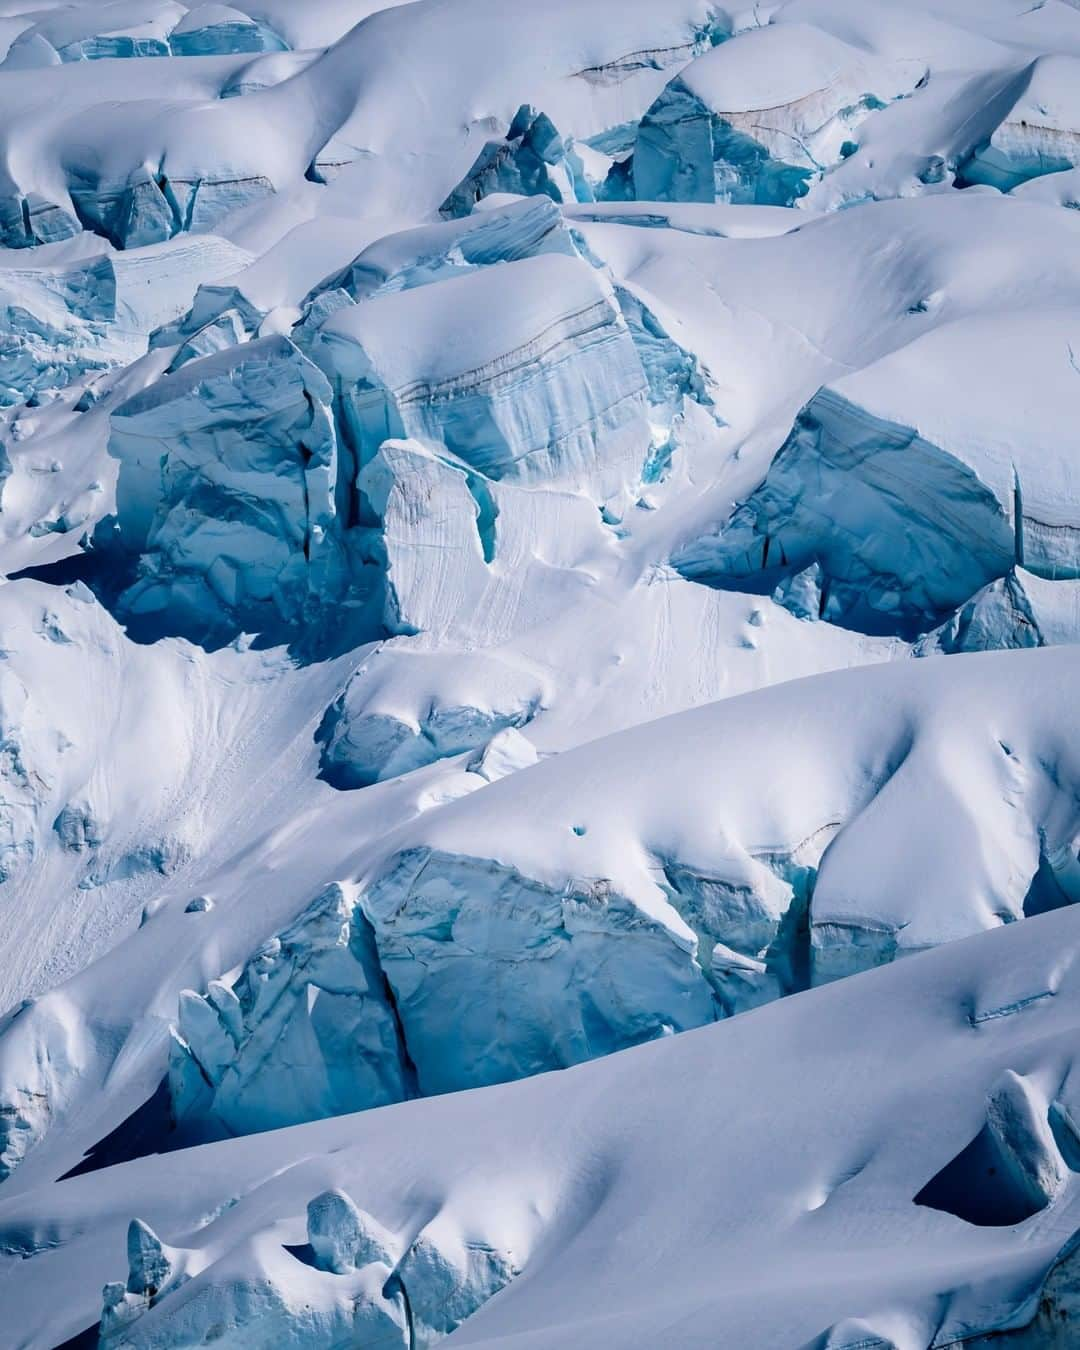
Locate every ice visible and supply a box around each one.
[439,106,581,217]
[10,903,1080,1349]
[311,250,651,494]
[960,56,1080,191]
[318,647,544,788]
[358,439,493,637]
[676,312,1080,635]
[634,24,924,205]
[0,2,182,68]
[306,1189,394,1274]
[169,883,412,1138]
[306,195,577,304]
[920,569,1080,654]
[110,335,349,643]
[4,2,1080,1345]
[467,727,537,783]
[169,6,289,57]
[358,847,715,1095]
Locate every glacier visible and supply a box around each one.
[1,0,1080,1347]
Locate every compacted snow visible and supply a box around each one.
[0,0,1079,1346]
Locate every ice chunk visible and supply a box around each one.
[635,25,923,204]
[151,282,263,352]
[110,335,349,643]
[312,252,651,494]
[99,1218,189,1344]
[319,649,543,789]
[773,562,825,622]
[919,568,1080,653]
[675,313,1080,635]
[359,848,716,1096]
[52,802,102,853]
[100,1236,407,1348]
[440,105,580,217]
[169,884,413,1138]
[307,1190,394,1274]
[170,5,289,57]
[960,56,1080,191]
[397,1222,518,1343]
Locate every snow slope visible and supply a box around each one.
[7,907,1080,1348]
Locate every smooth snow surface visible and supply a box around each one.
[0,0,1079,1347]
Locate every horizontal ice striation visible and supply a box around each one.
[318,645,545,788]
[960,56,1080,191]
[311,251,652,493]
[168,5,289,57]
[919,569,1080,654]
[169,884,413,1140]
[675,312,1080,635]
[66,166,275,251]
[96,1188,521,1349]
[0,1,183,68]
[110,335,349,643]
[634,23,924,205]
[358,847,717,1096]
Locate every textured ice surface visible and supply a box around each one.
[170,883,411,1138]
[676,311,1080,635]
[110,335,349,642]
[312,251,651,492]
[635,24,924,205]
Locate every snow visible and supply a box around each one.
[0,0,1079,1345]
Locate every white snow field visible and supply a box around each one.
[0,0,1079,1345]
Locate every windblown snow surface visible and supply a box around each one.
[1,0,1080,1346]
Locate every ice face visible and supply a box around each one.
[110,335,349,644]
[169,7,289,57]
[675,309,1080,637]
[303,195,578,306]
[674,386,1018,635]
[959,56,1080,191]
[311,251,652,494]
[634,25,924,205]
[439,105,581,217]
[169,884,412,1139]
[318,646,544,788]
[357,847,717,1095]
[919,569,1080,654]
